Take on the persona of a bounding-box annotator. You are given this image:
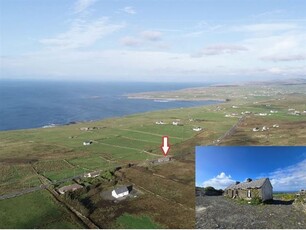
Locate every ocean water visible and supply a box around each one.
[0,80,218,131]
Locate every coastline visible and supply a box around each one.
[127,95,226,102]
[0,96,223,132]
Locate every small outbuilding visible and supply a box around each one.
[224,178,273,201]
[112,186,129,199]
[57,184,83,195]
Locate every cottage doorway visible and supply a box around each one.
[247,190,251,198]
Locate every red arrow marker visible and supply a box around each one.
[161,136,170,156]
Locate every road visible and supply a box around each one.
[196,195,306,229]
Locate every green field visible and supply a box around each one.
[0,190,82,228]
[116,213,162,229]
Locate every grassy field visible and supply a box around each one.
[116,213,162,229]
[0,190,82,228]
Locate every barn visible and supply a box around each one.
[224,178,273,201]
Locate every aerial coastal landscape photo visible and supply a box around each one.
[1,0,306,229]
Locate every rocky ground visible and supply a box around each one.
[196,196,306,229]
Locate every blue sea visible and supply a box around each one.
[0,80,218,131]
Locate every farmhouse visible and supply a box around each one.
[151,156,172,165]
[155,121,165,125]
[259,113,267,116]
[57,184,83,195]
[193,127,202,132]
[252,127,260,132]
[83,140,93,146]
[172,121,179,126]
[84,171,100,178]
[112,186,129,199]
[224,178,273,201]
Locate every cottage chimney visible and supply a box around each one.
[235,181,240,185]
[246,178,252,182]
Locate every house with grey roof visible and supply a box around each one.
[224,178,273,201]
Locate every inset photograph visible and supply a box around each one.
[196,146,306,229]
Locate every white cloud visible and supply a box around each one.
[140,30,162,41]
[40,18,124,49]
[202,172,235,190]
[120,36,142,46]
[120,30,163,48]
[192,44,248,57]
[74,0,97,14]
[234,23,299,33]
[122,6,136,15]
[261,54,306,62]
[268,159,306,191]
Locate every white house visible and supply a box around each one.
[84,171,100,178]
[83,140,93,146]
[112,186,129,199]
[172,121,179,126]
[252,127,260,132]
[193,127,202,132]
[259,113,267,116]
[262,126,269,131]
[155,121,165,125]
[272,124,279,128]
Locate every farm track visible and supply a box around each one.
[214,116,246,145]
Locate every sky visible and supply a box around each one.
[196,146,306,192]
[1,0,306,82]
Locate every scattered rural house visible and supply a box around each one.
[151,156,172,165]
[262,126,269,131]
[193,127,202,132]
[155,121,165,125]
[297,189,306,196]
[272,124,279,128]
[84,171,100,178]
[252,127,260,132]
[232,106,239,108]
[270,110,278,113]
[294,111,301,115]
[288,108,295,111]
[172,121,179,126]
[57,184,83,195]
[80,127,89,131]
[112,186,130,199]
[303,110,306,114]
[259,113,267,116]
[224,178,273,201]
[83,140,93,146]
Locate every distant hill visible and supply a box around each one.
[196,186,223,196]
